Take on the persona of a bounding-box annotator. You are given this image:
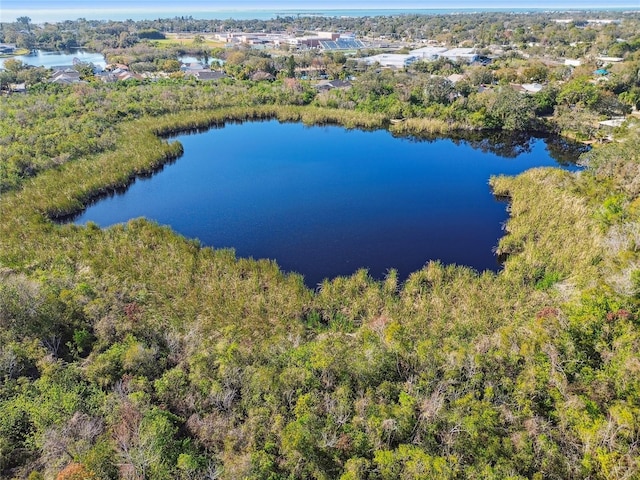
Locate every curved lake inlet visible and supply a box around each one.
[69,121,585,286]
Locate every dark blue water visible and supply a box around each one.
[70,121,584,286]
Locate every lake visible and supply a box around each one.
[69,121,585,286]
[0,49,107,69]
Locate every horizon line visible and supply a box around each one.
[3,5,638,24]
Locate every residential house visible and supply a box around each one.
[597,56,623,63]
[105,63,130,71]
[564,59,582,67]
[181,62,205,72]
[314,79,352,91]
[96,72,119,83]
[185,70,227,81]
[251,71,275,81]
[50,69,81,84]
[446,73,465,84]
[9,83,27,93]
[509,83,543,94]
[116,71,142,81]
[0,43,17,54]
[599,117,625,128]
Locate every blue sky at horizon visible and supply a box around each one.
[3,0,639,24]
[5,0,640,9]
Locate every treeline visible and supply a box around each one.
[0,56,635,194]
[2,11,640,57]
[0,81,318,193]
[1,12,639,160]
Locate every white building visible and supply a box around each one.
[441,48,478,63]
[410,46,448,61]
[215,32,244,43]
[409,47,479,63]
[359,54,419,68]
[286,32,340,49]
[587,19,619,25]
[599,117,625,128]
[521,83,544,94]
[597,56,624,63]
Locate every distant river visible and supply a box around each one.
[69,121,585,286]
[0,49,106,69]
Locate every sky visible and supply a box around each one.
[2,0,639,23]
[6,0,640,7]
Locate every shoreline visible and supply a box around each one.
[4,6,639,24]
[0,48,31,58]
[0,103,585,222]
[49,109,583,222]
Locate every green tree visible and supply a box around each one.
[467,67,495,86]
[16,16,31,27]
[423,76,455,105]
[532,86,558,115]
[3,58,25,74]
[557,76,601,109]
[620,87,640,110]
[286,55,296,78]
[159,59,182,73]
[74,63,95,81]
[473,87,537,130]
[520,61,549,83]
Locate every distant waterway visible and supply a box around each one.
[0,49,107,69]
[7,6,639,24]
[68,121,586,287]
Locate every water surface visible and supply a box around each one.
[0,49,107,69]
[9,6,639,24]
[70,121,584,286]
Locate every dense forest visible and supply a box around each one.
[2,10,640,480]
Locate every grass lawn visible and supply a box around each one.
[153,34,224,48]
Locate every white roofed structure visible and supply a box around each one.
[441,48,478,63]
[358,54,419,68]
[410,46,448,60]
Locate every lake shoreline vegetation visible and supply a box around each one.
[2,9,640,480]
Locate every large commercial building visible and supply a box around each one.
[410,46,448,60]
[410,46,479,63]
[358,54,419,68]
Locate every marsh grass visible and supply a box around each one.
[490,168,604,289]
[3,92,640,480]
[0,103,610,295]
[388,117,457,136]
[0,106,389,277]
